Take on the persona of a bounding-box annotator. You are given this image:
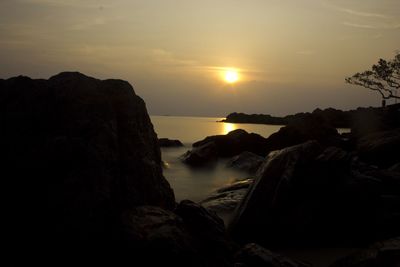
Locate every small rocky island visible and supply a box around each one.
[2,72,399,266]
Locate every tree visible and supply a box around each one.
[346,52,400,107]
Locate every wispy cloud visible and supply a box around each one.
[323,2,390,18]
[343,21,400,30]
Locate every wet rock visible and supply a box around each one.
[201,179,254,214]
[180,141,218,166]
[227,152,265,174]
[329,237,400,267]
[158,138,184,147]
[234,243,311,267]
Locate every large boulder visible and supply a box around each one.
[230,141,399,247]
[356,128,400,167]
[118,203,235,267]
[1,73,175,260]
[226,151,265,174]
[329,237,400,267]
[234,243,311,267]
[201,178,254,215]
[181,129,268,166]
[263,114,344,154]
[158,138,184,147]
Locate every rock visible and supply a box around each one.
[201,179,254,214]
[226,152,265,174]
[263,114,343,154]
[158,138,184,147]
[1,73,175,261]
[181,129,268,166]
[329,237,400,267]
[230,141,397,246]
[175,200,237,267]
[234,243,311,267]
[180,141,218,166]
[356,128,400,167]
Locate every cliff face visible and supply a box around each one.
[1,72,175,251]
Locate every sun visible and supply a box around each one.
[224,69,239,84]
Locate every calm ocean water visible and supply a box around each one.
[150,115,284,202]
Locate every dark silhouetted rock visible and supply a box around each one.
[230,141,399,247]
[181,129,268,166]
[201,179,254,214]
[357,128,400,168]
[226,152,265,174]
[329,237,400,267]
[175,200,237,267]
[234,243,311,267]
[263,114,343,154]
[118,204,236,267]
[158,138,184,147]
[180,141,218,166]
[1,72,175,263]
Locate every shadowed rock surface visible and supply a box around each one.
[201,178,254,215]
[226,152,265,174]
[159,138,184,147]
[2,72,175,262]
[230,141,400,247]
[234,243,312,267]
[329,237,400,267]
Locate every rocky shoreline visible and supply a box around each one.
[2,72,399,266]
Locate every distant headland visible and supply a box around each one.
[221,105,400,128]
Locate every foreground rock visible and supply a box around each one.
[356,128,400,167]
[230,140,400,247]
[330,237,400,267]
[201,178,254,215]
[235,243,311,267]
[119,201,235,267]
[226,152,265,174]
[158,138,184,147]
[2,73,175,262]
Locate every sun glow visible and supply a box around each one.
[224,69,239,84]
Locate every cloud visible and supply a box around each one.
[323,2,390,18]
[343,21,400,30]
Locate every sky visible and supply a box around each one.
[1,0,399,116]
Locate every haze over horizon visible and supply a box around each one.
[1,0,399,117]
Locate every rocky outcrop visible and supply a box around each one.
[2,72,175,262]
[356,128,400,167]
[118,202,235,267]
[234,243,311,267]
[201,178,254,215]
[230,141,400,247]
[329,237,400,267]
[263,114,344,153]
[181,129,268,166]
[159,138,184,147]
[226,152,265,174]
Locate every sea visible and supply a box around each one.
[151,115,283,202]
[151,115,350,202]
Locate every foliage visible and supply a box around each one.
[346,52,400,101]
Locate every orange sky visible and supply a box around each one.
[1,0,399,116]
